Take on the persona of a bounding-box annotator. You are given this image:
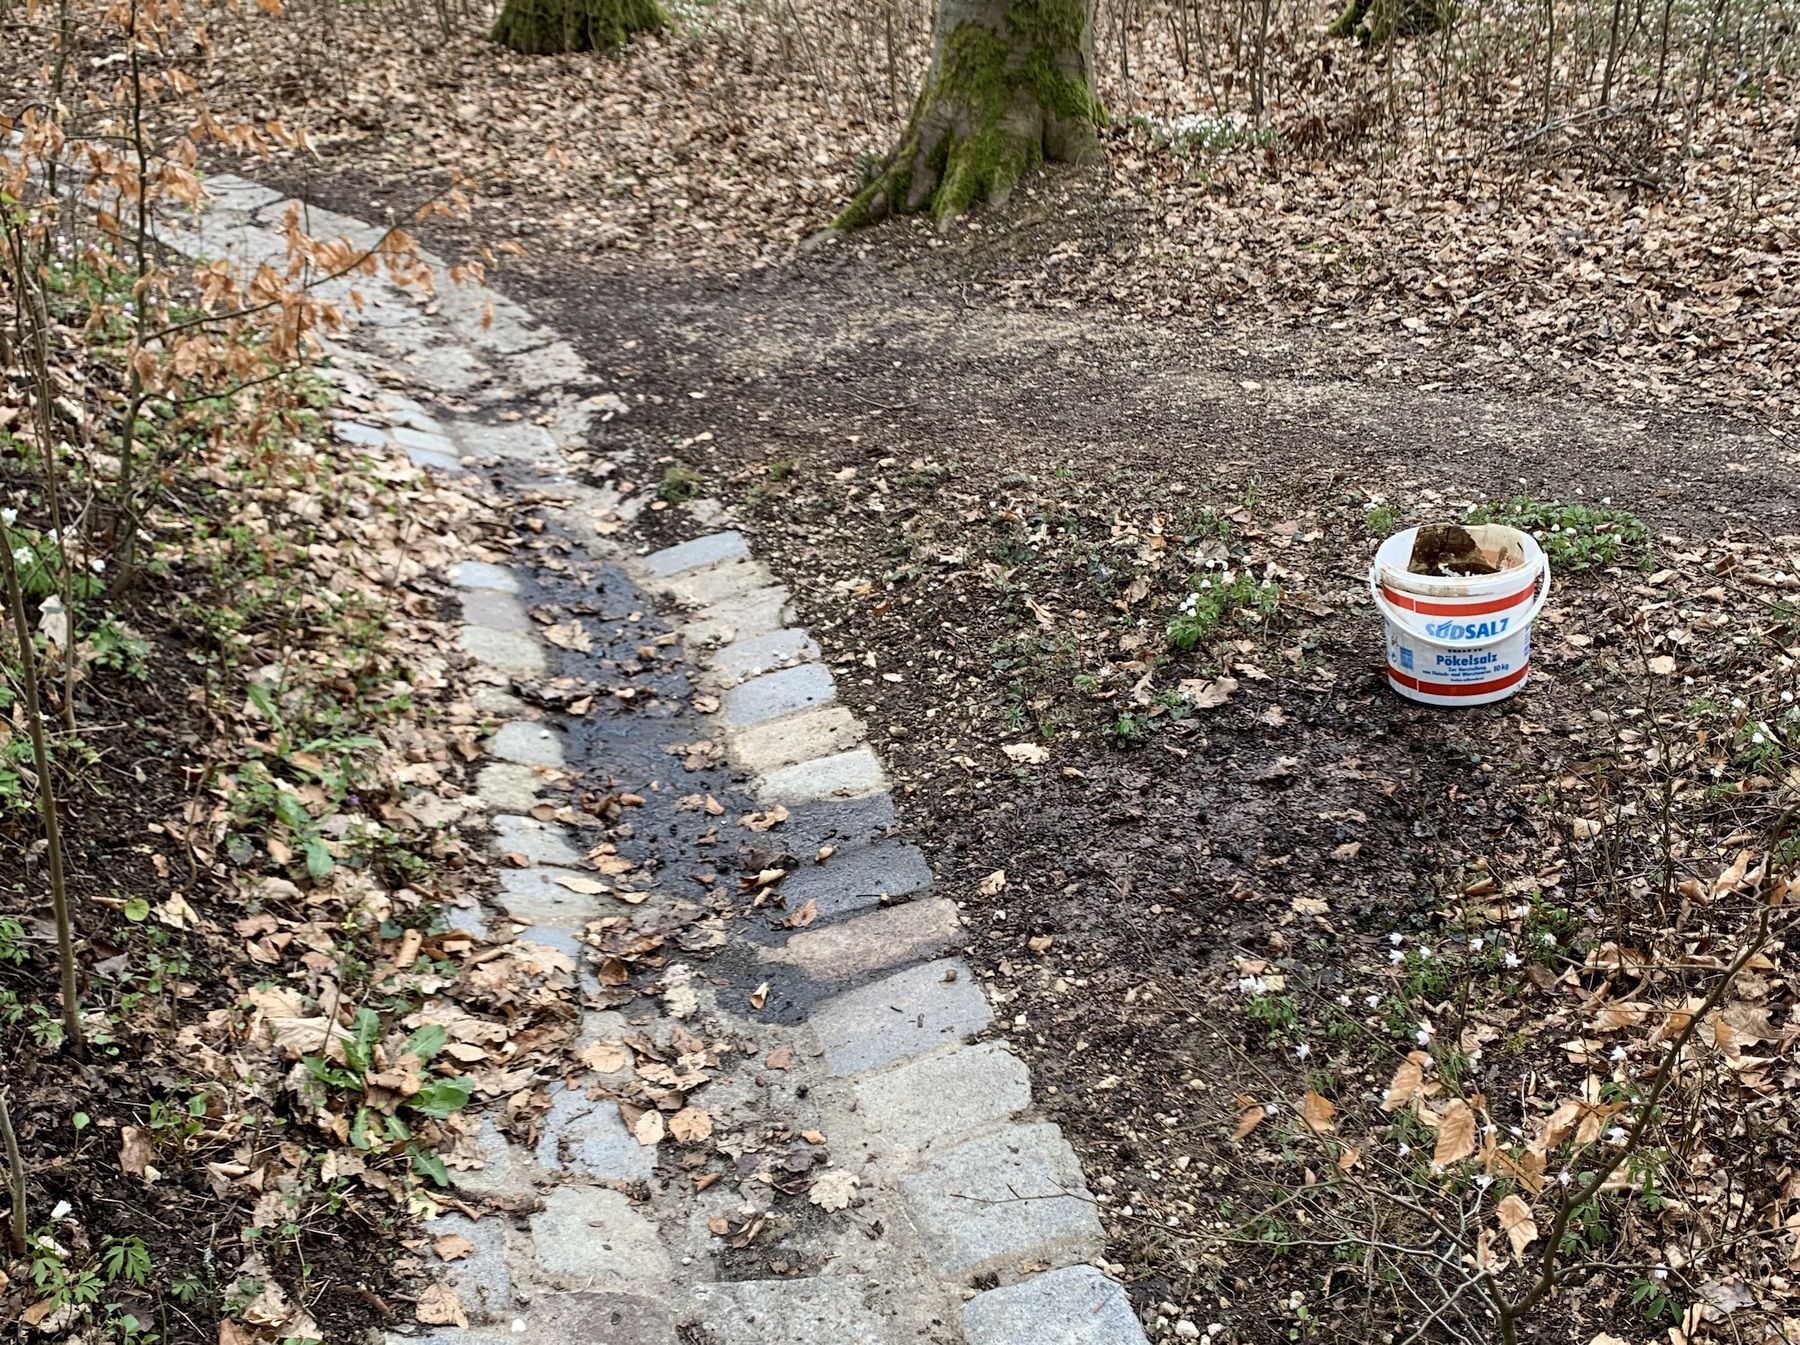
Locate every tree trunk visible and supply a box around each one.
[836,0,1103,228]
[491,0,663,54]
[1326,0,1447,44]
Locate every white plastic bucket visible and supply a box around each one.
[1368,525,1552,707]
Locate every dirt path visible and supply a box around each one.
[238,160,1800,1343]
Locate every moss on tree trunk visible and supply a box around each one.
[491,0,664,54]
[1326,0,1450,43]
[836,0,1103,229]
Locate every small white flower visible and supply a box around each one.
[1475,1174,1494,1190]
[1733,697,1746,710]
[1504,952,1521,968]
[1365,994,1380,1008]
[13,547,31,564]
[1264,1103,1277,1115]
[51,1200,72,1220]
[1653,1264,1668,1281]
[1609,1045,1626,1061]
[1512,904,1531,919]
[1541,932,1556,944]
[1783,691,1794,704]
[1509,1125,1522,1137]
[1752,731,1766,745]
[1557,1171,1573,1187]
[1415,1027,1432,1046]
[1470,937,1483,951]
[1335,993,1351,1007]
[0,508,14,525]
[90,558,105,573]
[1389,933,1404,946]
[1606,1126,1627,1144]
[1294,1043,1311,1060]
[1389,949,1405,963]
[1418,947,1432,959]
[1397,1143,1411,1157]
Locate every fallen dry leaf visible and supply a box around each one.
[1381,1059,1423,1112]
[809,1169,857,1211]
[119,1125,155,1179]
[978,869,1007,897]
[554,874,610,895]
[1433,1099,1477,1166]
[749,982,769,1010]
[670,1107,713,1143]
[415,1284,468,1328]
[1301,1089,1336,1134]
[1497,1194,1538,1257]
[633,1109,666,1146]
[433,1233,476,1262]
[1178,675,1236,708]
[1002,741,1050,764]
[766,1046,793,1070]
[578,1041,629,1073]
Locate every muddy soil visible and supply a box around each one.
[232,157,1793,1339]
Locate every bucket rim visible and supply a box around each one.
[1373,525,1546,599]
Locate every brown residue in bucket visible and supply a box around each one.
[1407,524,1523,577]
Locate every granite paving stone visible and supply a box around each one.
[779,840,934,918]
[474,763,548,811]
[393,424,457,456]
[688,1277,902,1345]
[811,957,993,1076]
[496,868,606,929]
[535,1083,655,1180]
[767,898,962,982]
[490,814,584,866]
[451,421,560,460]
[461,589,534,632]
[963,1266,1149,1345]
[899,1124,1105,1279]
[759,746,887,805]
[644,530,750,577]
[853,1042,1032,1151]
[508,341,586,390]
[705,627,819,686]
[489,722,566,767]
[732,705,866,772]
[461,626,545,676]
[682,586,790,647]
[452,560,519,593]
[450,1117,537,1201]
[424,1212,513,1322]
[662,557,774,609]
[531,1186,672,1286]
[723,663,837,730]
[332,421,388,448]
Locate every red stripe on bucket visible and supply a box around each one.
[1380,582,1536,618]
[1386,663,1530,697]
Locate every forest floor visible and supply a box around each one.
[247,155,1800,1342]
[6,1,1800,1339]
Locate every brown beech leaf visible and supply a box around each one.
[1300,1090,1336,1134]
[432,1233,475,1262]
[1381,1059,1423,1112]
[1433,1099,1477,1166]
[669,1107,712,1143]
[415,1285,467,1328]
[1497,1194,1538,1256]
[633,1109,666,1147]
[765,1046,793,1070]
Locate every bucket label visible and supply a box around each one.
[1423,616,1510,641]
